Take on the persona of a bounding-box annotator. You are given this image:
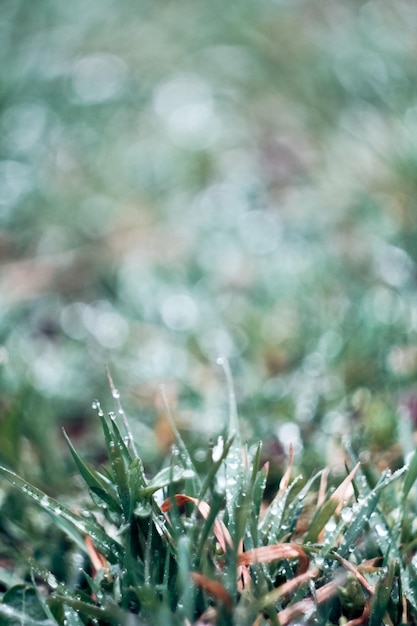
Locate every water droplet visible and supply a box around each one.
[212,436,224,462]
[47,573,58,589]
[92,399,104,416]
[341,507,353,523]
[325,518,337,533]
[40,495,50,507]
[374,523,389,538]
[109,411,116,421]
[112,388,120,399]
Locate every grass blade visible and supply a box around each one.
[52,594,126,625]
[159,384,199,493]
[139,466,195,497]
[338,490,381,560]
[0,465,124,563]
[62,429,120,511]
[98,412,131,519]
[305,463,359,544]
[369,559,396,626]
[403,447,417,501]
[1,584,52,625]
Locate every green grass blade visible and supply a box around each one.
[1,584,53,626]
[305,464,359,544]
[343,439,371,494]
[304,498,339,545]
[217,356,239,439]
[260,472,320,543]
[198,434,235,502]
[28,558,63,593]
[128,456,148,518]
[338,491,381,560]
[98,412,130,519]
[51,594,126,625]
[247,444,268,546]
[88,485,123,513]
[62,429,121,511]
[109,417,133,466]
[0,465,124,563]
[109,448,130,520]
[249,442,266,516]
[60,606,85,626]
[0,603,56,626]
[159,384,199,494]
[217,357,245,544]
[195,490,225,564]
[403,447,417,501]
[139,465,195,497]
[337,469,404,562]
[367,468,407,560]
[62,428,103,490]
[369,559,396,626]
[106,367,138,459]
[402,566,417,614]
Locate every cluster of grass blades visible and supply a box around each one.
[1,366,417,625]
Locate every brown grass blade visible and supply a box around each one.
[191,572,233,612]
[256,567,321,609]
[278,443,294,494]
[238,543,309,574]
[332,462,360,515]
[160,493,233,552]
[85,535,110,578]
[277,572,347,626]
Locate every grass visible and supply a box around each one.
[2,5,417,621]
[1,369,417,625]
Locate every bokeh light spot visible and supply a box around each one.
[71,53,128,104]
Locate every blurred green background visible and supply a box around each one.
[1,0,417,484]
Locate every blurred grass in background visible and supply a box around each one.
[1,0,417,484]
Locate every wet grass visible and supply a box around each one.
[2,2,417,622]
[1,371,417,625]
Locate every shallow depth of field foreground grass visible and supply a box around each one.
[1,367,417,625]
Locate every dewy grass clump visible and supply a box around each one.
[1,368,417,625]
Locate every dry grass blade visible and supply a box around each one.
[238,543,309,574]
[337,555,375,596]
[160,494,233,552]
[278,443,294,495]
[306,462,361,544]
[85,535,110,578]
[256,567,321,609]
[331,462,360,515]
[317,467,329,508]
[191,572,233,612]
[277,572,347,626]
